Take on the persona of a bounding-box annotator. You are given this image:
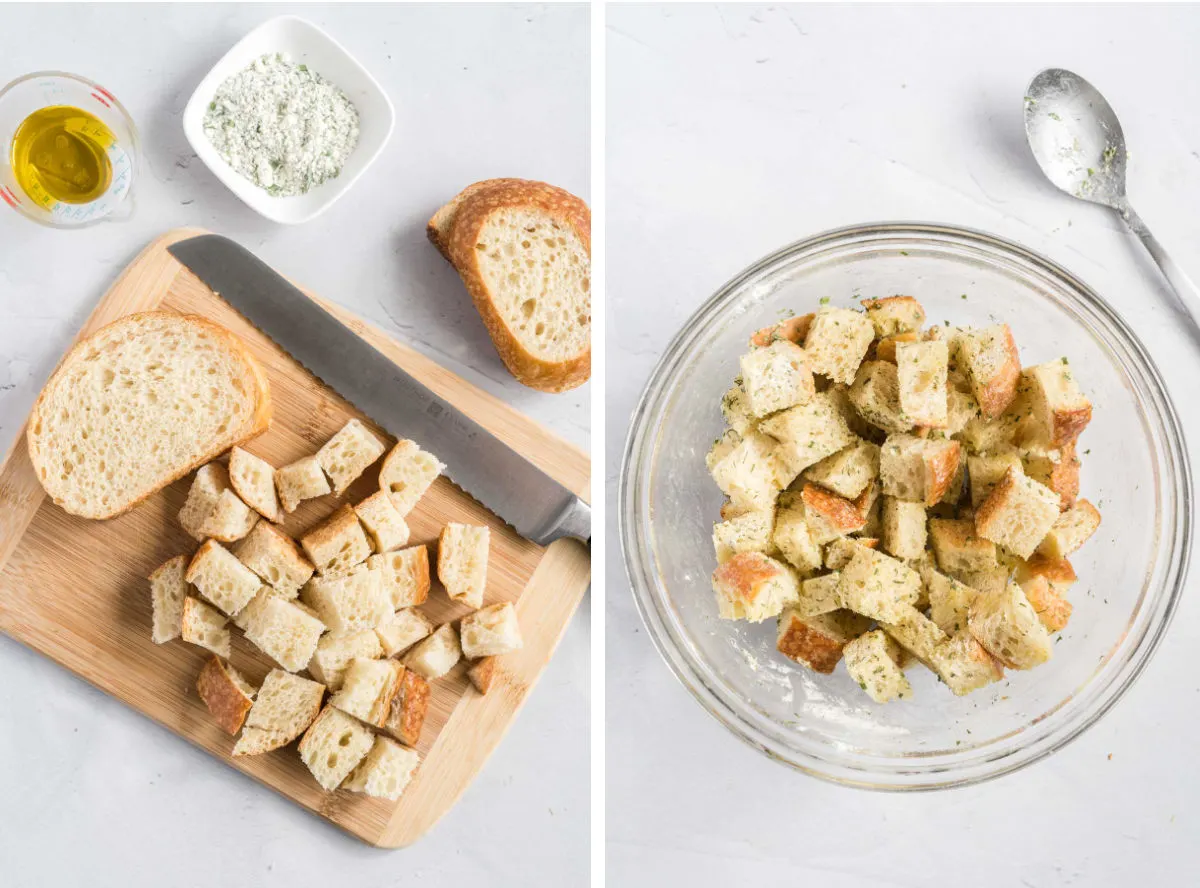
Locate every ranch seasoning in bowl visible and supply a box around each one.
[183,16,394,224]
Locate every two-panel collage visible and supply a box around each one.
[2,3,1198,886]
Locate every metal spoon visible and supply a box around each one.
[1024,67,1200,320]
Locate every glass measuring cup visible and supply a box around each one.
[0,72,140,228]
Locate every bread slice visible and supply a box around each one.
[467,656,498,695]
[460,602,523,659]
[354,490,410,553]
[301,562,391,634]
[180,596,231,658]
[438,523,490,608]
[713,509,776,564]
[738,340,815,418]
[196,656,257,735]
[27,312,271,520]
[1037,499,1101,560]
[232,669,325,757]
[844,630,913,703]
[957,324,1020,418]
[379,440,445,516]
[426,177,525,259]
[332,657,404,727]
[895,340,949,428]
[403,623,463,679]
[369,546,431,609]
[441,179,591,392]
[309,629,384,691]
[861,296,925,337]
[711,552,800,622]
[298,705,375,791]
[342,736,420,800]
[975,466,1061,559]
[275,456,331,514]
[776,608,872,673]
[233,522,314,598]
[228,446,283,523]
[759,391,857,477]
[383,668,431,745]
[238,590,326,672]
[967,581,1053,669]
[186,539,262,617]
[149,554,188,643]
[301,505,372,577]
[375,607,434,657]
[802,307,875,385]
[317,419,387,496]
[179,463,230,541]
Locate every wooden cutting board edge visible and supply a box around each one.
[0,227,591,848]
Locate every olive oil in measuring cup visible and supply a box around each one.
[11,105,114,206]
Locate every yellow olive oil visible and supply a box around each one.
[10,105,114,207]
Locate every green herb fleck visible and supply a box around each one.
[1048,112,1062,121]
[819,297,831,305]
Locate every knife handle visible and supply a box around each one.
[530,496,592,546]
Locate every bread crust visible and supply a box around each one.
[386,668,430,745]
[196,656,255,735]
[800,483,867,534]
[749,313,814,348]
[442,179,591,392]
[27,311,272,520]
[467,656,498,694]
[427,178,526,259]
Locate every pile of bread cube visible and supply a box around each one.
[707,296,1101,703]
[148,418,524,798]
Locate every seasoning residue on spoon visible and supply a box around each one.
[203,53,360,197]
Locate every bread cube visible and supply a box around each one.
[354,490,411,553]
[1022,440,1080,510]
[228,447,283,523]
[847,361,911,434]
[332,657,405,727]
[198,489,260,543]
[370,545,431,609]
[380,439,445,515]
[975,466,1061,559]
[467,657,499,695]
[771,506,823,575]
[706,428,742,474]
[803,439,879,499]
[1019,575,1072,632]
[299,705,375,791]
[1014,553,1077,598]
[968,581,1053,669]
[275,456,332,514]
[957,325,1020,418]
[438,523,490,608]
[945,386,980,436]
[792,572,842,617]
[800,483,867,543]
[711,551,800,622]
[844,630,913,703]
[881,497,926,561]
[776,608,872,673]
[760,392,858,480]
[739,340,815,418]
[196,656,257,735]
[720,382,754,435]
[862,295,925,338]
[967,451,1023,508]
[301,562,391,634]
[714,509,775,564]
[186,539,262,617]
[460,602,523,659]
[929,630,1004,696]
[879,607,948,665]
[384,668,430,745]
[951,566,1011,597]
[873,332,917,364]
[824,537,878,570]
[1037,499,1101,560]
[1023,359,1092,446]
[957,409,1024,454]
[926,570,978,634]
[749,313,814,348]
[232,669,325,757]
[375,607,434,657]
[233,522,314,599]
[180,597,231,658]
[309,629,384,691]
[149,554,188,644]
[317,419,387,496]
[342,736,420,800]
[896,341,949,428]
[836,547,922,622]
[301,505,372,577]
[179,463,229,541]
[940,456,966,506]
[238,590,326,672]
[929,518,999,573]
[403,623,463,679]
[710,430,788,510]
[879,434,961,506]
[803,307,875,385]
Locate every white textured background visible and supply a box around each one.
[607,5,1200,886]
[0,4,588,886]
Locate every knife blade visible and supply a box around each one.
[168,234,590,544]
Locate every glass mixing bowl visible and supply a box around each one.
[620,223,1191,789]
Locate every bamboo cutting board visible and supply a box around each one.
[0,228,590,848]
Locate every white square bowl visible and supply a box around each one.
[182,16,394,224]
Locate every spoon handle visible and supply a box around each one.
[1120,202,1200,323]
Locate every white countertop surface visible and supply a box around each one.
[0,5,588,886]
[607,5,1200,886]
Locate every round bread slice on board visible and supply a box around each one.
[440,179,591,393]
[27,311,272,519]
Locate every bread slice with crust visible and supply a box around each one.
[427,177,525,259]
[441,179,591,392]
[383,668,430,745]
[27,312,271,520]
[196,656,257,735]
[467,656,499,695]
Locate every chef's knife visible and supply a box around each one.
[168,234,590,545]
